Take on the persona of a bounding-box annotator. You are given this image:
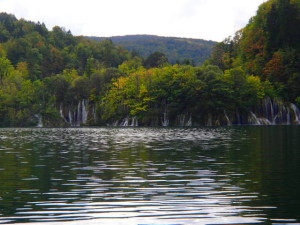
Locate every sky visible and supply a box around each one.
[0,0,266,42]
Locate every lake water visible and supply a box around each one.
[0,127,300,225]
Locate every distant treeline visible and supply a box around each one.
[87,35,217,66]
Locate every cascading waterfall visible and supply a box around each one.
[111,116,139,127]
[162,111,169,127]
[177,114,192,127]
[178,114,186,126]
[68,110,72,124]
[224,111,232,126]
[250,98,299,125]
[36,115,43,128]
[60,104,63,118]
[248,111,272,125]
[77,101,81,126]
[82,100,88,124]
[59,104,68,123]
[58,99,90,126]
[112,120,119,126]
[206,114,213,126]
[56,97,300,127]
[186,115,192,127]
[130,117,138,126]
[200,98,300,126]
[290,103,300,124]
[121,117,129,126]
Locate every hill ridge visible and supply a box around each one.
[87,34,217,65]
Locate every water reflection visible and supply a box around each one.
[0,127,300,224]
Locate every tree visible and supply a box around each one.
[144,52,169,68]
[0,57,13,83]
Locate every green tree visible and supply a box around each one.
[0,57,13,83]
[144,51,169,68]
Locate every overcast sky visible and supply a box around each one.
[0,0,266,42]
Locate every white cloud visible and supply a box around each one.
[0,0,266,41]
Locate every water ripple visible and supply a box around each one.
[0,127,299,224]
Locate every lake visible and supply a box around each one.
[0,127,300,225]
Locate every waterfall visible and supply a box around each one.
[248,111,271,125]
[121,117,129,126]
[112,120,119,126]
[248,112,261,125]
[224,111,232,126]
[178,114,185,126]
[110,116,138,127]
[59,104,68,123]
[68,110,72,124]
[186,115,192,127]
[130,117,138,127]
[270,99,274,120]
[206,114,213,126]
[291,103,300,124]
[177,114,192,126]
[60,104,64,118]
[249,97,300,125]
[162,111,169,127]
[77,101,81,126]
[73,111,76,125]
[82,100,88,124]
[36,115,43,128]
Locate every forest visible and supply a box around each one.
[0,0,300,127]
[88,35,217,66]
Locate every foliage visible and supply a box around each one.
[0,4,297,127]
[209,0,300,103]
[101,65,271,125]
[87,35,217,66]
[0,13,131,79]
[143,52,170,68]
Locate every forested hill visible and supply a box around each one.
[87,35,217,65]
[209,0,300,103]
[1,0,300,128]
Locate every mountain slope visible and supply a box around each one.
[209,0,300,102]
[87,35,217,66]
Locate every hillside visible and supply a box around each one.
[209,0,300,102]
[87,35,217,66]
[1,0,300,128]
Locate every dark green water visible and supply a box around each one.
[0,127,300,225]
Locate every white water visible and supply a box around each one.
[82,100,88,124]
[130,116,138,126]
[162,111,169,127]
[187,114,192,126]
[36,115,43,127]
[248,111,272,125]
[178,114,192,126]
[58,100,90,126]
[52,98,300,127]
[206,114,213,126]
[291,103,300,124]
[68,110,72,124]
[120,117,129,126]
[224,111,232,126]
[247,98,300,126]
[77,101,81,126]
[59,104,68,123]
[113,117,139,127]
